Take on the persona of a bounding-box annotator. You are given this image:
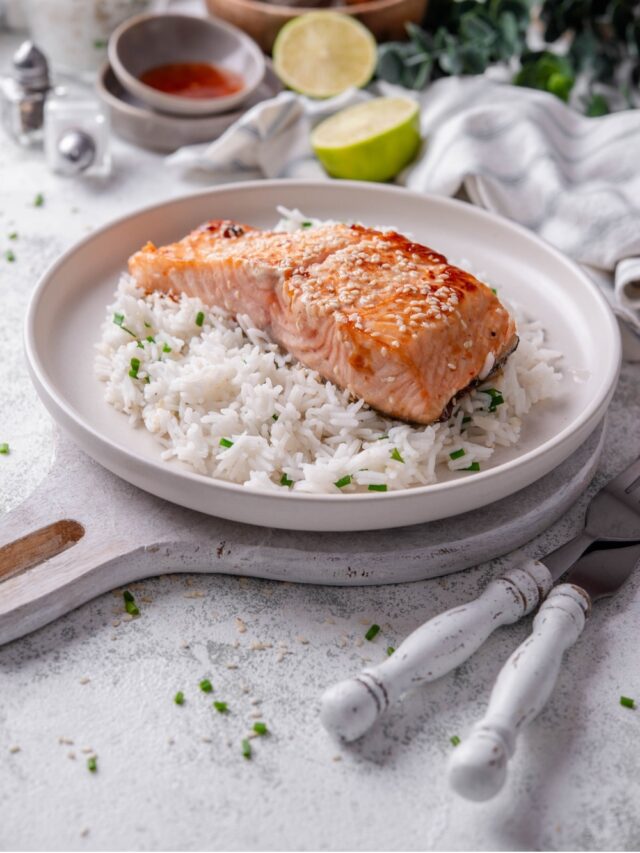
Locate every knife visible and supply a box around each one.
[320,456,640,743]
[448,541,640,802]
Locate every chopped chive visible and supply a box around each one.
[450,735,461,747]
[123,589,139,616]
[162,343,172,353]
[146,335,155,343]
[491,287,497,295]
[280,473,293,487]
[241,738,252,759]
[377,434,389,441]
[253,722,268,735]
[386,646,395,656]
[129,357,141,378]
[5,249,15,262]
[174,691,185,705]
[136,341,144,349]
[195,311,205,327]
[483,388,505,412]
[93,39,107,49]
[272,413,279,421]
[449,448,466,460]
[33,193,44,207]
[0,443,9,454]
[8,231,17,240]
[464,462,481,472]
[113,313,136,337]
[87,755,97,772]
[620,696,635,709]
[368,484,387,492]
[213,701,228,713]
[390,448,405,463]
[199,679,213,693]
[144,321,151,328]
[301,221,313,228]
[365,623,380,642]
[219,437,234,448]
[334,475,352,489]
[144,376,151,384]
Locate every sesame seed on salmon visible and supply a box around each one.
[128,220,518,424]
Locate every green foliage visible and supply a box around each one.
[376,0,639,114]
[514,51,575,101]
[540,0,640,91]
[377,0,530,89]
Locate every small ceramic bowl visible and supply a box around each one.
[108,13,266,116]
[97,62,282,152]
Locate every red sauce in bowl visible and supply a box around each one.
[139,62,244,99]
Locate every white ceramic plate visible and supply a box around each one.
[25,181,621,531]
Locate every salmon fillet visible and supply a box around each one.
[128,220,517,424]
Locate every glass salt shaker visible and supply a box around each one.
[0,41,51,146]
[44,92,111,177]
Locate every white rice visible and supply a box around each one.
[95,210,563,494]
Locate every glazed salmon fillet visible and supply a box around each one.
[128,220,517,424]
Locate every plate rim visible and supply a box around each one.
[24,179,621,509]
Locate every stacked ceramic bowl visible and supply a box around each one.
[98,13,280,153]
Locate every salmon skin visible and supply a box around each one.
[128,219,518,425]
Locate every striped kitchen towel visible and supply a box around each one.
[167,75,640,343]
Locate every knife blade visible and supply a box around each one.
[543,455,640,579]
[561,541,640,601]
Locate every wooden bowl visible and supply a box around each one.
[204,0,428,54]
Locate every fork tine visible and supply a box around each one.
[608,456,640,493]
[625,474,640,496]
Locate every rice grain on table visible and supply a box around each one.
[95,211,562,495]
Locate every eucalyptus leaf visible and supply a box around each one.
[377,46,406,85]
[584,92,610,116]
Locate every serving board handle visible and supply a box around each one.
[0,422,605,647]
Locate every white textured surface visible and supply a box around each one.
[1,30,640,852]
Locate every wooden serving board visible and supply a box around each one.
[0,422,605,646]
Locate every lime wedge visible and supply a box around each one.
[311,97,421,182]
[273,12,377,99]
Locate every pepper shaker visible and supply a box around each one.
[44,93,111,177]
[0,41,51,146]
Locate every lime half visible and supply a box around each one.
[273,12,377,99]
[311,97,421,182]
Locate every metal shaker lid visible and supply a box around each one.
[56,129,96,175]
[12,41,50,90]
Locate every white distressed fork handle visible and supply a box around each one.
[320,559,553,742]
[448,583,590,802]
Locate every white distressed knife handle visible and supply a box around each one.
[320,560,552,742]
[448,584,590,802]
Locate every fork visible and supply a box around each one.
[320,455,640,743]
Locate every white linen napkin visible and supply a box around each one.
[166,75,640,347]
